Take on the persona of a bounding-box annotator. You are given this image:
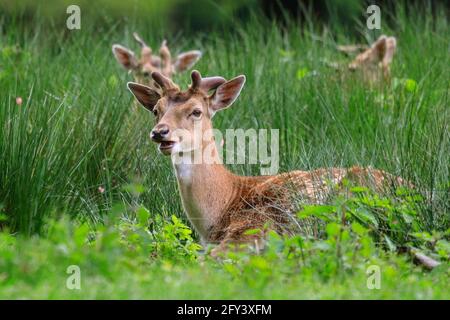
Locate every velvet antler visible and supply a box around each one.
[190,70,226,93]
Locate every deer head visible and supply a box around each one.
[348,35,397,82]
[112,33,202,85]
[127,70,245,157]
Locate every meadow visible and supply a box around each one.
[0,2,448,299]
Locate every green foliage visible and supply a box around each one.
[296,67,310,80]
[0,203,202,295]
[297,187,449,264]
[120,208,201,262]
[0,198,448,299]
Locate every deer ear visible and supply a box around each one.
[382,37,396,66]
[372,35,388,59]
[112,44,138,70]
[209,75,246,113]
[127,82,161,112]
[173,50,202,73]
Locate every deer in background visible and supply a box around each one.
[332,35,397,84]
[112,32,202,86]
[127,70,407,256]
[347,35,397,82]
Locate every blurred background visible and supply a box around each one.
[1,0,447,34]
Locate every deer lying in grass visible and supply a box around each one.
[127,70,406,256]
[333,35,397,83]
[112,32,202,85]
[348,35,397,82]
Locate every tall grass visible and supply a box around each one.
[0,2,448,235]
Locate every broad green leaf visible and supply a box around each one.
[384,235,397,252]
[244,228,261,235]
[350,186,369,193]
[136,206,150,226]
[326,222,340,237]
[404,79,418,92]
[296,67,309,80]
[352,208,379,228]
[351,222,367,235]
[298,205,336,219]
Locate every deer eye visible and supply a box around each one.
[190,109,202,118]
[153,109,158,117]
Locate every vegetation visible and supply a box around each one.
[0,2,448,298]
[0,187,448,299]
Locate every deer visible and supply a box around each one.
[347,35,397,82]
[112,32,202,86]
[331,35,397,84]
[127,70,408,257]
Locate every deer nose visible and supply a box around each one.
[151,124,170,142]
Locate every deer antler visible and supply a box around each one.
[133,32,152,65]
[190,70,226,93]
[159,39,173,77]
[151,71,178,92]
[133,32,148,48]
[381,37,396,78]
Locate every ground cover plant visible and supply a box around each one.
[0,1,448,299]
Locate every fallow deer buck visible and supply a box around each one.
[127,70,407,257]
[112,32,202,86]
[333,35,397,84]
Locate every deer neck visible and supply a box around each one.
[171,141,237,240]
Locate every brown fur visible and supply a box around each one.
[205,167,404,246]
[348,35,397,83]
